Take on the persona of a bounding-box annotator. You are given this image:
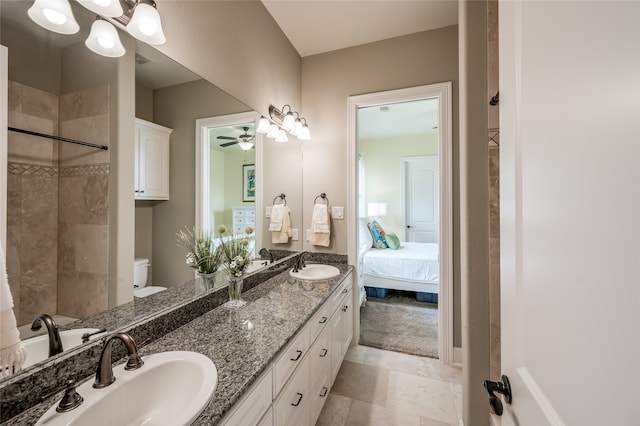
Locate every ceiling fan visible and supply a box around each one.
[217,126,255,150]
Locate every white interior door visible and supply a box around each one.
[403,156,438,243]
[498,1,639,424]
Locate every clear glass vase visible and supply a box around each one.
[197,270,225,292]
[227,276,246,307]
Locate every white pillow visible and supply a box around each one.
[358,218,373,251]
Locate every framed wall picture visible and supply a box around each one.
[243,164,256,202]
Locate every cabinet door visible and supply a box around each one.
[137,127,169,199]
[218,367,273,426]
[341,291,354,357]
[274,354,311,426]
[330,305,343,383]
[309,323,332,424]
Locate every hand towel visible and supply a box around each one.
[310,204,331,247]
[268,204,285,232]
[0,245,26,378]
[272,205,293,244]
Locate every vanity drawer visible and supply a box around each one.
[308,302,330,345]
[274,354,310,426]
[273,325,310,396]
[329,274,352,314]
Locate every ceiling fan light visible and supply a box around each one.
[238,141,254,151]
[86,18,126,57]
[266,124,279,139]
[127,0,166,45]
[28,0,79,34]
[77,0,123,18]
[275,129,288,143]
[256,117,270,133]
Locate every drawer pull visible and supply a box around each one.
[320,387,328,397]
[342,288,348,294]
[290,350,303,361]
[342,305,349,312]
[291,392,303,407]
[319,348,328,357]
[319,316,328,324]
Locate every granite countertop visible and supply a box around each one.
[8,263,352,426]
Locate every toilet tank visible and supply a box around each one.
[134,258,150,288]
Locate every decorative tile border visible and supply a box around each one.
[8,162,57,177]
[8,162,110,177]
[59,163,109,177]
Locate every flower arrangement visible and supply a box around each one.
[176,227,223,275]
[217,225,254,278]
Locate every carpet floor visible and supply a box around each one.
[359,290,438,359]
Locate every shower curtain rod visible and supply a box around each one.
[8,127,109,151]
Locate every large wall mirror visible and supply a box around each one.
[0,0,303,379]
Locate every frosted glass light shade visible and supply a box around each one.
[28,0,79,34]
[266,124,279,139]
[77,0,123,18]
[126,0,166,45]
[238,141,254,151]
[275,129,288,143]
[299,124,311,141]
[290,118,302,136]
[282,111,295,130]
[256,117,270,133]
[85,18,125,58]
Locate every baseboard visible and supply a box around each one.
[453,346,463,366]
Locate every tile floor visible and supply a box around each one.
[316,345,463,426]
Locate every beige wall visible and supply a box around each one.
[360,135,437,237]
[154,0,301,118]
[301,26,461,345]
[152,80,250,286]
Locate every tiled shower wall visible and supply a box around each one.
[6,82,110,325]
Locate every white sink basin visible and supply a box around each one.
[246,259,270,274]
[36,351,217,426]
[22,328,108,368]
[289,264,341,281]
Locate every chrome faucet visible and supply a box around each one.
[93,332,144,389]
[31,314,63,357]
[259,247,274,263]
[292,251,307,273]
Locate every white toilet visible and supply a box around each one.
[133,258,167,298]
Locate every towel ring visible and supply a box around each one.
[273,193,286,205]
[314,193,329,205]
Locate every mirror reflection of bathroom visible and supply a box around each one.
[357,97,442,360]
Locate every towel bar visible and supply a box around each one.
[314,193,329,205]
[273,193,286,205]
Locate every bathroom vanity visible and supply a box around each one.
[1,254,354,426]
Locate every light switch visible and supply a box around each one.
[331,206,344,219]
[292,228,299,241]
[265,206,272,218]
[306,229,311,241]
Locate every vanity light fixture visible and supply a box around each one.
[27,0,167,59]
[85,17,126,57]
[258,105,311,141]
[28,0,80,35]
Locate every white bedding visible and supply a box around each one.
[361,242,439,295]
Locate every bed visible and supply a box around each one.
[357,218,439,304]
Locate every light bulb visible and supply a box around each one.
[126,1,166,45]
[86,18,125,58]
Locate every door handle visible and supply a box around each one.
[290,350,303,361]
[483,375,512,416]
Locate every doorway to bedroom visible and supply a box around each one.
[348,83,453,363]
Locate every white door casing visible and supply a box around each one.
[348,82,453,364]
[402,156,439,243]
[499,1,640,425]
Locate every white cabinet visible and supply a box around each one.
[232,206,256,234]
[134,118,172,200]
[219,271,353,426]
